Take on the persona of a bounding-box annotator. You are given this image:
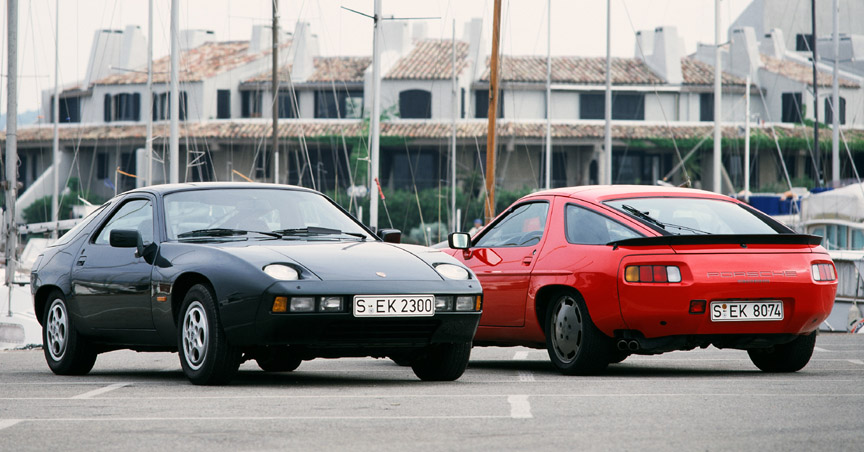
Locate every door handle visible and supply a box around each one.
[522,256,533,265]
[76,257,87,266]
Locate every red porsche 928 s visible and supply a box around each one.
[446,185,837,375]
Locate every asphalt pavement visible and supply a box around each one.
[1,334,863,451]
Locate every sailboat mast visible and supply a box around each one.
[5,0,18,316]
[51,0,59,239]
[484,0,502,222]
[744,75,751,202]
[146,0,153,186]
[831,0,840,184]
[603,0,612,185]
[712,0,722,193]
[272,0,279,185]
[544,0,551,190]
[451,20,457,231]
[369,0,381,230]
[169,0,179,184]
[811,0,820,186]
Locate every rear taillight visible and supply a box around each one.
[811,263,837,282]
[625,265,682,283]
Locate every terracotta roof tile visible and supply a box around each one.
[385,40,470,80]
[760,54,860,88]
[479,56,664,84]
[244,56,371,84]
[95,41,289,85]
[681,58,746,86]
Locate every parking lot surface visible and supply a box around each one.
[2,334,862,451]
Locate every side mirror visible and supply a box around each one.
[448,232,471,250]
[110,229,140,249]
[378,228,402,244]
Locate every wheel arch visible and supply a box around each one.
[171,272,215,324]
[534,284,586,336]
[33,285,64,326]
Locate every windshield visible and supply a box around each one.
[605,197,782,235]
[163,188,373,241]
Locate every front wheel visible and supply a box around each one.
[178,284,242,385]
[545,290,610,375]
[411,342,471,381]
[42,291,97,375]
[747,332,816,372]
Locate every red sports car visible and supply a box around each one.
[446,185,837,374]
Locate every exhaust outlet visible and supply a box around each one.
[616,340,629,351]
[627,340,640,351]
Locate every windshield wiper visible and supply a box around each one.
[662,222,711,235]
[178,228,281,239]
[274,227,367,240]
[620,204,666,230]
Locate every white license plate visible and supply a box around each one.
[710,301,783,322]
[353,295,435,317]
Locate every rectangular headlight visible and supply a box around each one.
[435,296,454,311]
[455,296,475,311]
[319,296,343,312]
[290,297,315,312]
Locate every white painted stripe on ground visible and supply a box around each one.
[70,383,129,399]
[508,395,533,419]
[512,351,529,360]
[517,371,535,382]
[12,415,512,423]
[849,359,864,365]
[814,347,831,352]
[0,419,21,430]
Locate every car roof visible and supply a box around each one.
[122,182,319,197]
[523,185,736,203]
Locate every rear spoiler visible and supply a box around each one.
[609,234,823,248]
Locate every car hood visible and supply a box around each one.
[208,240,449,281]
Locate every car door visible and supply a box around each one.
[70,196,156,330]
[456,200,551,327]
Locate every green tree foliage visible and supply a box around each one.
[21,178,105,224]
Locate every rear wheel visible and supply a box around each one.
[411,342,471,381]
[255,347,302,372]
[42,291,97,375]
[747,332,817,372]
[178,284,242,385]
[545,290,610,375]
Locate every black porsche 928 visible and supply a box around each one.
[31,183,481,385]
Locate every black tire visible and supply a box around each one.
[177,284,242,385]
[608,351,629,364]
[411,342,471,381]
[545,290,611,375]
[747,332,817,373]
[42,291,97,375]
[255,347,302,372]
[389,351,416,367]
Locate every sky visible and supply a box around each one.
[0,0,753,115]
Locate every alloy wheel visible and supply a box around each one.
[550,295,583,364]
[182,301,209,370]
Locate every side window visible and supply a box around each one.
[565,204,642,245]
[93,199,154,245]
[475,202,549,248]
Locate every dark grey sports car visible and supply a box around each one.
[31,183,481,385]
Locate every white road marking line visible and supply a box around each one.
[507,395,533,419]
[512,351,529,360]
[12,415,511,423]
[814,347,831,352]
[0,419,21,431]
[849,359,864,365]
[70,383,129,400]
[517,371,535,382]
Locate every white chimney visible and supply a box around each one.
[249,25,273,54]
[290,22,318,82]
[635,29,654,59]
[729,27,762,80]
[463,18,486,81]
[759,29,786,59]
[84,26,146,87]
[180,29,216,50]
[645,26,682,84]
[412,22,428,41]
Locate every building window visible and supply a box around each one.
[241,90,263,118]
[278,91,299,118]
[825,97,846,125]
[51,96,81,123]
[699,93,713,122]
[541,151,568,188]
[580,93,645,120]
[104,93,141,122]
[153,92,188,121]
[96,152,109,179]
[475,89,503,119]
[460,88,466,118]
[781,92,803,123]
[795,34,814,52]
[254,151,270,179]
[314,90,363,119]
[399,89,432,119]
[384,149,439,189]
[217,90,231,119]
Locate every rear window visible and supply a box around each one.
[605,197,781,235]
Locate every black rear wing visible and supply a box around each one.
[609,234,823,248]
